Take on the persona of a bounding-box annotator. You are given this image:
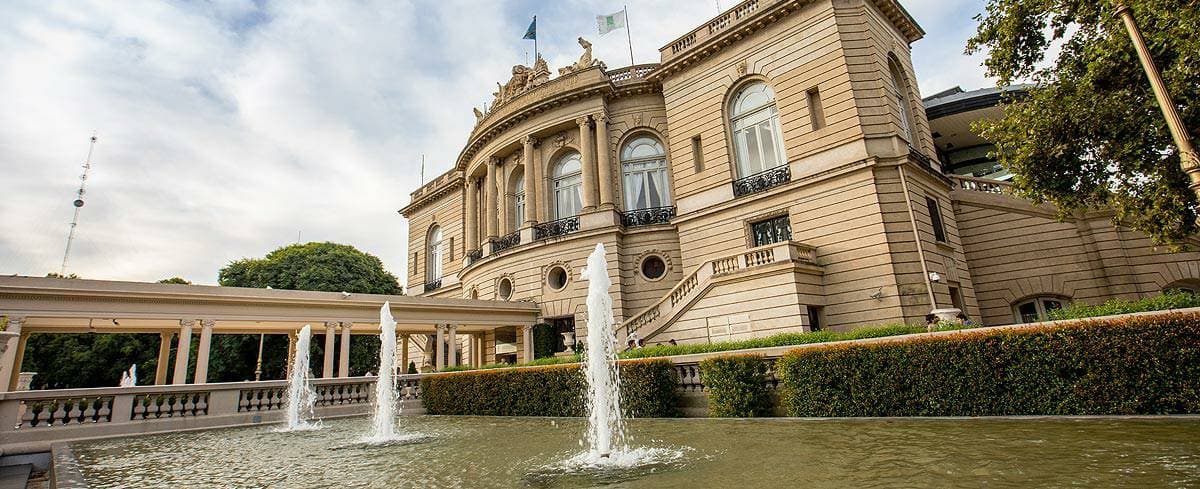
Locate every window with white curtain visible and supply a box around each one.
[512,171,525,232]
[426,225,443,281]
[888,55,914,142]
[552,152,583,219]
[729,81,786,179]
[621,136,671,210]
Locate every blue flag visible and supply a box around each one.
[523,17,536,40]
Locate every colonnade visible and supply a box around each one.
[463,112,616,254]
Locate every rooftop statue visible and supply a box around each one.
[559,37,604,76]
[488,54,553,115]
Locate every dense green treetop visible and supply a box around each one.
[218,242,401,295]
[966,0,1200,246]
[157,277,191,284]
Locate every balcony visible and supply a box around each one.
[465,248,482,266]
[661,0,779,63]
[621,206,676,227]
[732,165,791,197]
[533,216,580,240]
[424,278,442,292]
[490,231,521,254]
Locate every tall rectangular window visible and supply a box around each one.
[806,87,825,130]
[926,196,946,242]
[750,215,792,247]
[449,237,455,261]
[691,135,705,172]
[948,282,964,312]
[807,305,822,331]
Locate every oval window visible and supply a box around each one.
[498,278,513,301]
[547,266,568,291]
[641,255,667,281]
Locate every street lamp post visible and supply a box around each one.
[1114,2,1200,201]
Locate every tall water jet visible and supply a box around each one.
[368,302,398,441]
[119,364,137,387]
[580,243,626,459]
[283,324,319,431]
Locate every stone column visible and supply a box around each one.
[595,112,615,208]
[447,325,458,367]
[322,322,336,378]
[155,332,172,385]
[485,157,499,239]
[173,319,195,384]
[465,177,478,250]
[400,334,410,374]
[0,316,24,392]
[522,324,534,363]
[193,319,215,384]
[577,116,598,211]
[435,325,446,371]
[338,322,352,377]
[523,136,539,226]
[7,332,28,391]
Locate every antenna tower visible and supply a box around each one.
[61,133,98,275]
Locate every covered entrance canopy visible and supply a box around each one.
[0,276,541,391]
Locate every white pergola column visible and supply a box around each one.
[193,319,215,384]
[1,317,25,392]
[172,319,195,384]
[338,322,351,377]
[323,322,337,378]
[435,325,446,371]
[447,325,458,367]
[400,334,410,374]
[155,331,172,385]
[595,112,615,208]
[577,116,598,211]
[522,324,534,363]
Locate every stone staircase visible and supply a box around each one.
[620,241,818,342]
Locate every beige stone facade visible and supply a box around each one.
[401,0,1200,360]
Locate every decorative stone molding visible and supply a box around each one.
[179,319,196,328]
[575,116,590,127]
[552,131,572,148]
[541,261,574,292]
[634,249,674,278]
[200,319,215,329]
[736,60,748,76]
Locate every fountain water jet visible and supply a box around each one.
[119,364,136,387]
[580,243,626,460]
[366,302,401,442]
[281,324,320,431]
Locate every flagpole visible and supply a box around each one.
[624,6,635,66]
[533,15,538,60]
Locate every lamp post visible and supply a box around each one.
[1114,2,1200,201]
[254,333,264,381]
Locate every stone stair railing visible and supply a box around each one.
[620,240,817,342]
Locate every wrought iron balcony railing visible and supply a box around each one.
[490,231,521,254]
[533,216,580,240]
[732,165,790,197]
[424,278,442,292]
[465,248,482,266]
[908,144,936,170]
[621,206,676,227]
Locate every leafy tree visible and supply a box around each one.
[965,0,1200,245]
[217,242,401,376]
[23,333,161,389]
[157,277,191,284]
[45,272,79,279]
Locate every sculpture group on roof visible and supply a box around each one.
[475,37,606,125]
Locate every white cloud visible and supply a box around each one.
[0,0,991,285]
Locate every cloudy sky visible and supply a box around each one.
[0,0,990,285]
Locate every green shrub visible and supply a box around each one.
[619,323,971,360]
[777,312,1200,417]
[699,355,773,417]
[420,359,678,417]
[1049,290,1200,320]
[532,323,557,359]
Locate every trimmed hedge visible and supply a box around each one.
[621,323,969,360]
[777,312,1200,417]
[420,359,678,417]
[699,355,773,417]
[1049,290,1200,320]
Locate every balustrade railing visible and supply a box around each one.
[491,231,521,254]
[424,278,443,292]
[621,206,675,227]
[662,0,779,61]
[950,175,1013,195]
[732,165,790,197]
[533,216,580,240]
[16,396,114,428]
[465,248,483,266]
[607,64,658,84]
[132,392,209,419]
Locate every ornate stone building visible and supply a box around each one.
[401,0,1200,364]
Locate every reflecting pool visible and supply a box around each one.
[72,416,1200,488]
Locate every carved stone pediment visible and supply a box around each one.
[488,54,553,114]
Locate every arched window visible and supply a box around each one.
[621,136,671,210]
[1013,296,1068,323]
[512,170,525,232]
[729,81,786,178]
[426,225,443,282]
[888,55,915,143]
[552,152,583,219]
